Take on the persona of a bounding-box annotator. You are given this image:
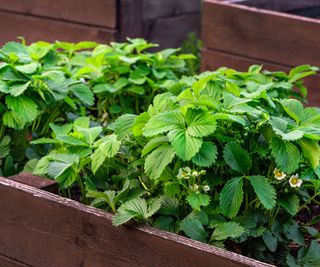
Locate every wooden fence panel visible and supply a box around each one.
[0,10,116,44]
[0,0,117,28]
[0,177,273,267]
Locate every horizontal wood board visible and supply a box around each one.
[201,48,320,106]
[0,0,117,28]
[202,0,320,67]
[0,177,273,267]
[0,11,116,45]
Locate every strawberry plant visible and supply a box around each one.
[31,64,320,266]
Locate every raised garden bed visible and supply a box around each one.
[0,175,272,267]
[202,0,320,106]
[0,0,201,48]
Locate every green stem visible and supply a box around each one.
[298,192,320,213]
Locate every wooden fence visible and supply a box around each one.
[0,0,201,48]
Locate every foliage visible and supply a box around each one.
[2,38,320,267]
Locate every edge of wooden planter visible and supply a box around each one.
[0,176,274,267]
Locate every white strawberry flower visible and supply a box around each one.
[273,167,286,180]
[289,174,303,188]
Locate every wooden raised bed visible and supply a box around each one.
[0,175,273,267]
[202,0,320,106]
[0,0,201,49]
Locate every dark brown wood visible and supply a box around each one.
[202,0,320,67]
[0,254,30,267]
[8,173,58,194]
[0,0,117,28]
[201,48,320,106]
[0,10,116,45]
[0,177,273,267]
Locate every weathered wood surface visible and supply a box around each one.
[0,254,29,267]
[0,177,273,267]
[0,0,117,28]
[201,48,320,106]
[8,173,58,194]
[0,10,116,45]
[229,0,320,12]
[202,0,320,67]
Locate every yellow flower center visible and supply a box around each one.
[275,170,282,176]
[291,178,298,184]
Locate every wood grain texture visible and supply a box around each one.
[144,13,201,49]
[0,0,117,28]
[0,254,30,267]
[0,11,116,45]
[202,0,320,67]
[201,48,320,106]
[8,173,58,194]
[0,177,273,267]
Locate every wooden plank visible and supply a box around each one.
[118,0,143,41]
[229,0,320,12]
[142,0,201,20]
[202,0,320,67]
[0,0,117,28]
[144,13,201,48]
[0,11,116,45]
[0,254,30,267]
[8,173,58,194]
[201,48,320,106]
[0,177,273,267]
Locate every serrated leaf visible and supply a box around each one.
[223,142,251,173]
[114,114,137,140]
[298,138,320,169]
[56,134,88,146]
[76,126,102,146]
[142,136,169,157]
[91,135,121,174]
[186,193,210,210]
[49,123,73,136]
[168,128,202,161]
[248,175,276,210]
[180,218,207,242]
[281,99,304,123]
[191,141,217,167]
[132,112,150,137]
[219,177,243,218]
[270,138,300,174]
[15,62,39,74]
[0,135,11,158]
[70,83,94,106]
[2,111,25,129]
[5,95,38,123]
[144,144,175,179]
[279,193,300,216]
[262,230,278,252]
[186,109,216,137]
[10,81,31,96]
[211,222,244,241]
[143,111,184,137]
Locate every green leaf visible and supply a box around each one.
[164,182,180,197]
[180,218,207,242]
[113,197,161,226]
[10,81,31,96]
[210,222,244,241]
[278,193,299,216]
[74,117,90,129]
[5,95,38,123]
[144,144,175,179]
[248,175,276,210]
[132,112,150,137]
[191,141,217,167]
[56,134,88,146]
[223,142,251,173]
[114,114,137,140]
[70,83,94,106]
[186,193,210,210]
[168,128,203,161]
[142,136,169,157]
[0,80,10,93]
[76,126,102,145]
[281,99,304,123]
[262,230,278,252]
[186,109,216,137]
[299,241,320,267]
[143,111,184,137]
[0,136,11,158]
[219,177,244,218]
[49,123,73,136]
[2,111,25,129]
[298,138,320,169]
[270,138,300,174]
[91,135,121,174]
[15,62,39,74]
